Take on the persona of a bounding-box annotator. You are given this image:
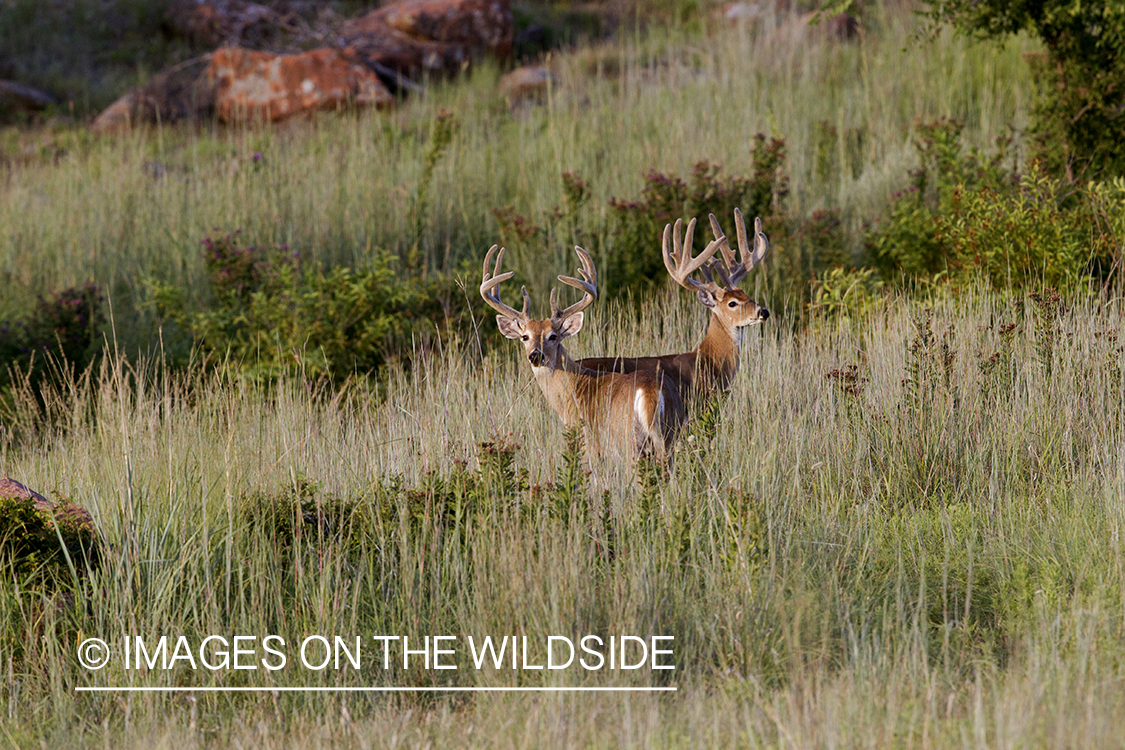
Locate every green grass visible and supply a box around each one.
[7,3,1118,747]
[1,287,1124,747]
[0,1,1036,351]
[0,0,187,117]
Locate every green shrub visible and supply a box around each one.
[0,283,105,397]
[152,230,492,384]
[0,494,98,586]
[491,138,845,309]
[867,120,1118,293]
[936,164,1098,292]
[605,135,789,297]
[924,0,1125,180]
[866,118,1015,281]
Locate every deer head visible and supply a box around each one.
[664,211,770,329]
[480,245,598,371]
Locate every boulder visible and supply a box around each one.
[210,47,393,122]
[0,477,94,530]
[376,0,512,53]
[714,2,767,24]
[91,55,217,133]
[342,0,513,77]
[164,0,296,48]
[0,80,56,112]
[92,47,393,131]
[765,11,861,46]
[499,65,551,102]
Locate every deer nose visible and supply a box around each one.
[528,350,544,366]
[758,308,770,321]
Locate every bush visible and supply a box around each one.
[866,118,1015,281]
[0,283,105,397]
[936,163,1099,291]
[491,138,850,311]
[605,135,788,297]
[924,0,1125,181]
[0,493,98,585]
[152,231,493,384]
[866,120,1120,293]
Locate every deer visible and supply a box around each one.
[578,208,771,400]
[480,244,687,463]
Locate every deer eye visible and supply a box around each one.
[521,335,529,341]
[548,333,557,341]
[727,300,738,308]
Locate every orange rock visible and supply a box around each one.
[90,93,137,133]
[209,47,393,123]
[91,55,216,133]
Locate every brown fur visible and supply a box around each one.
[498,314,685,461]
[579,287,767,400]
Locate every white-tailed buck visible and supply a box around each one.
[481,244,686,462]
[580,208,771,398]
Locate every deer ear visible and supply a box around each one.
[497,315,523,339]
[558,311,584,337]
[697,289,717,308]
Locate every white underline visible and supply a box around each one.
[75,686,675,693]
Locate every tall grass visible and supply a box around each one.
[0,2,1036,349]
[1,286,1123,747]
[6,4,1108,747]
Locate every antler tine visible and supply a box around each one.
[480,244,530,322]
[551,246,598,321]
[747,214,771,273]
[708,212,739,271]
[663,218,724,292]
[709,209,771,287]
[661,221,691,287]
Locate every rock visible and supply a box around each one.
[342,0,513,77]
[0,477,50,508]
[712,0,793,25]
[0,477,94,530]
[91,0,513,130]
[0,80,56,112]
[376,0,512,54]
[715,2,767,23]
[765,11,861,46]
[91,55,217,133]
[90,94,136,133]
[340,23,454,78]
[164,0,296,48]
[92,47,393,131]
[499,66,551,102]
[210,47,393,123]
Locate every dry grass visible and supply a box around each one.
[6,4,1116,748]
[2,287,1124,748]
[0,1,1036,344]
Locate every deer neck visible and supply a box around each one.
[696,313,741,391]
[530,346,586,426]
